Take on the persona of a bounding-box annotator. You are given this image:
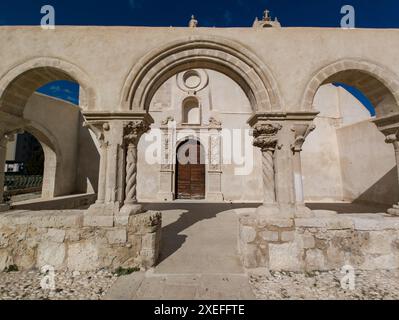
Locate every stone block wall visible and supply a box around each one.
[239,213,399,271]
[0,210,161,272]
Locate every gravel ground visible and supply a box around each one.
[1,269,398,300]
[0,270,118,300]
[250,269,399,300]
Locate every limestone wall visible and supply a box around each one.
[0,210,161,272]
[337,120,398,205]
[1,27,399,115]
[239,212,399,271]
[302,84,396,205]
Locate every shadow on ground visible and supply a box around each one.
[143,203,259,266]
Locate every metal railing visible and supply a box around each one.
[4,174,43,193]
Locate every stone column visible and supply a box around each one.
[290,124,315,217]
[385,133,399,216]
[252,122,282,216]
[0,135,9,212]
[83,121,116,226]
[120,120,150,217]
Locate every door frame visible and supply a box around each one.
[174,138,206,200]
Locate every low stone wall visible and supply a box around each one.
[239,212,399,271]
[0,209,161,272]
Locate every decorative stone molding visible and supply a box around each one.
[208,117,222,129]
[161,116,175,127]
[176,69,209,93]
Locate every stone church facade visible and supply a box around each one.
[1,14,399,271]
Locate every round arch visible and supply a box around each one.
[0,57,97,117]
[21,121,63,199]
[121,36,283,113]
[301,59,399,118]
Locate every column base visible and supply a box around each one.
[295,204,314,218]
[256,204,281,217]
[116,203,144,226]
[387,203,399,216]
[0,203,10,212]
[84,202,119,227]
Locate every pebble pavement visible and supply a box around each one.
[0,269,118,300]
[1,269,398,300]
[250,269,399,300]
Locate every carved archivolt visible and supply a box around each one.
[121,36,282,113]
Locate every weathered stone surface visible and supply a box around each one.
[281,231,295,242]
[0,250,13,271]
[44,228,66,243]
[0,209,162,272]
[295,217,354,230]
[37,242,66,268]
[260,230,279,242]
[239,213,399,272]
[259,218,294,228]
[269,242,303,271]
[305,249,327,271]
[106,229,127,245]
[240,226,257,244]
[67,241,99,271]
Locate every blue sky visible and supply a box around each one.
[2,0,393,113]
[1,0,398,28]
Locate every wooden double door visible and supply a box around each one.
[175,140,205,200]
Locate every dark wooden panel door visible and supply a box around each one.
[176,141,205,200]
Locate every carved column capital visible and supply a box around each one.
[290,123,316,153]
[0,128,24,148]
[252,122,282,152]
[83,121,110,147]
[123,120,150,147]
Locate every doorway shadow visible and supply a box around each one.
[142,202,259,264]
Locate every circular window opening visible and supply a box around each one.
[183,70,201,89]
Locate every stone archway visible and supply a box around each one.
[0,57,98,208]
[0,57,97,116]
[121,35,283,113]
[301,59,399,117]
[300,58,399,215]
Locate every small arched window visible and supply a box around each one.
[182,97,200,124]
